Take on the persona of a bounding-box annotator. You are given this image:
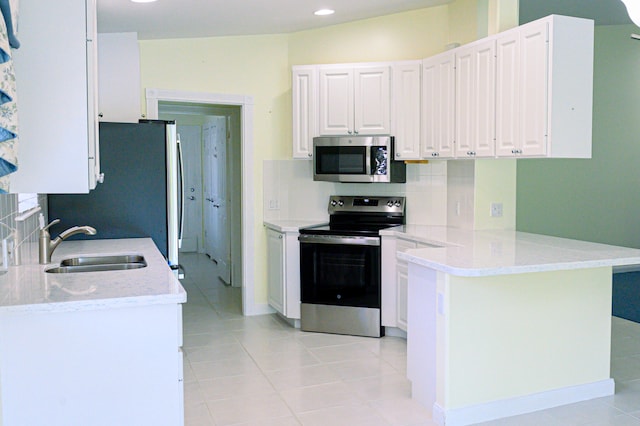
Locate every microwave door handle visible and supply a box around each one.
[366,146,373,174]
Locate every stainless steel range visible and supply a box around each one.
[298,195,405,338]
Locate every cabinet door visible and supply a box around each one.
[495,32,520,157]
[86,0,101,189]
[319,68,354,135]
[354,66,390,135]
[292,67,318,159]
[396,263,409,332]
[455,41,496,158]
[455,46,475,158]
[392,62,421,160]
[422,52,455,159]
[11,0,98,193]
[519,21,548,157]
[266,229,286,314]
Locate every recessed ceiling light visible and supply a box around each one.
[131,0,158,3]
[314,9,335,16]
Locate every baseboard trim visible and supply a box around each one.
[432,379,615,426]
[246,303,276,316]
[384,327,407,339]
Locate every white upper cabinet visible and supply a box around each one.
[319,65,390,136]
[392,61,422,160]
[98,32,142,123]
[11,0,101,193]
[292,67,318,159]
[421,51,455,159]
[495,15,593,158]
[455,40,496,158]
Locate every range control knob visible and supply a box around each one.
[330,200,338,207]
[387,200,394,207]
[394,200,402,207]
[337,200,344,207]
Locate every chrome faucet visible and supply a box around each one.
[39,219,97,264]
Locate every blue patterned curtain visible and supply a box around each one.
[0,0,18,193]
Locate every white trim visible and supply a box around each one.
[145,88,258,316]
[432,379,615,426]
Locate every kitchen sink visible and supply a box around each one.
[45,255,147,274]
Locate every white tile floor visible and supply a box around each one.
[180,253,640,426]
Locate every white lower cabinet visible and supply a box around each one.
[266,228,301,320]
[0,303,184,425]
[382,236,439,333]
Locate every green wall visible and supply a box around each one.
[516,24,640,248]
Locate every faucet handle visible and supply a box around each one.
[42,219,60,232]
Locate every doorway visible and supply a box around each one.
[146,89,257,315]
[158,103,241,289]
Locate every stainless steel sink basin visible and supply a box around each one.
[45,255,147,274]
[59,255,146,267]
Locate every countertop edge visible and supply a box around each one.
[263,220,327,233]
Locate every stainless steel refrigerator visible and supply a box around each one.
[47,120,183,272]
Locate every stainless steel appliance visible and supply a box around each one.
[47,120,184,275]
[313,136,406,183]
[299,195,405,338]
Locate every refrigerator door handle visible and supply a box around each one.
[177,133,185,249]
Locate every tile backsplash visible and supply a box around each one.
[0,193,48,265]
[262,159,448,226]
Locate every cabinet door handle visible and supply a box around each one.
[308,153,312,157]
[467,151,476,156]
[278,235,283,239]
[354,130,359,134]
[396,153,400,157]
[348,130,353,135]
[431,152,439,157]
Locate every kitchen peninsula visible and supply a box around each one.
[383,226,640,426]
[0,238,186,425]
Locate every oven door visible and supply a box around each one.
[299,234,381,308]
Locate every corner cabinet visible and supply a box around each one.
[10,0,101,193]
[318,65,391,136]
[266,228,301,321]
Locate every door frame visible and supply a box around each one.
[146,88,258,316]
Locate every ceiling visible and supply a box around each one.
[96,0,453,40]
[97,0,636,41]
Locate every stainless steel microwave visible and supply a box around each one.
[313,136,406,183]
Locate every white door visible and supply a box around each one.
[203,124,216,258]
[203,117,231,284]
[176,125,203,252]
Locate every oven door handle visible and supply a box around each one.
[298,234,380,246]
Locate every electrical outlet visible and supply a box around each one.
[490,202,503,218]
[268,199,279,210]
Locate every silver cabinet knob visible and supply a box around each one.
[188,196,196,201]
[431,152,439,157]
[308,153,313,157]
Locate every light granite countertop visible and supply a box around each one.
[0,238,186,313]
[385,225,640,277]
[263,220,327,233]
